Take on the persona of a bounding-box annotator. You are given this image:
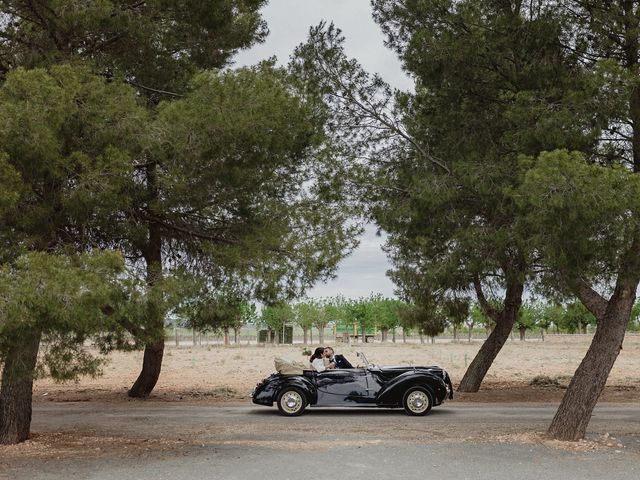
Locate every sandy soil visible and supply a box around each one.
[32,334,640,403]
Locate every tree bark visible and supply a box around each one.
[548,283,635,440]
[318,325,325,345]
[129,205,164,398]
[467,321,475,342]
[458,314,515,392]
[458,275,523,392]
[223,328,230,346]
[519,327,526,341]
[0,329,42,444]
[381,328,388,343]
[128,338,164,398]
[303,328,308,345]
[392,328,396,343]
[234,327,240,344]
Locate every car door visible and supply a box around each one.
[315,368,372,406]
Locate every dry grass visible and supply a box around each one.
[32,334,640,403]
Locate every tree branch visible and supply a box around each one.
[473,276,500,323]
[125,80,184,98]
[572,277,608,320]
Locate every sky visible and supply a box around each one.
[232,0,411,300]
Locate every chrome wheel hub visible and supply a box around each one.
[281,391,302,413]
[407,391,429,413]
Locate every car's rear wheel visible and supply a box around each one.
[402,386,434,416]
[276,387,307,416]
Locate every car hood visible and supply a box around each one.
[370,365,447,379]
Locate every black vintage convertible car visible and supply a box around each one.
[251,352,453,416]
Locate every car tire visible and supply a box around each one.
[402,386,434,416]
[276,387,307,416]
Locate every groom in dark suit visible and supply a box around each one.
[323,347,354,369]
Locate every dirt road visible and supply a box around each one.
[2,402,639,480]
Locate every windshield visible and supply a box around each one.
[357,351,370,368]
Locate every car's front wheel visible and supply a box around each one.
[402,386,434,416]
[276,387,307,416]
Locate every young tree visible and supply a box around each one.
[466,304,489,342]
[629,303,640,332]
[516,304,540,341]
[186,292,249,346]
[539,304,563,339]
[237,302,258,344]
[443,299,469,343]
[556,301,597,334]
[398,301,446,344]
[260,303,295,345]
[368,295,401,343]
[344,299,377,344]
[295,300,321,345]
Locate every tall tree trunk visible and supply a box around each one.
[234,327,240,344]
[548,283,635,440]
[402,329,406,343]
[458,276,523,393]
[129,208,164,398]
[318,325,325,345]
[458,313,515,392]
[192,328,197,346]
[381,328,388,343]
[0,329,42,444]
[392,328,396,343]
[453,325,457,342]
[303,327,308,345]
[224,328,230,346]
[419,332,424,344]
[519,327,526,341]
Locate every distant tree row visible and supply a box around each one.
[175,296,640,344]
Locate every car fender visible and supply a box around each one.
[375,371,447,406]
[274,375,318,405]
